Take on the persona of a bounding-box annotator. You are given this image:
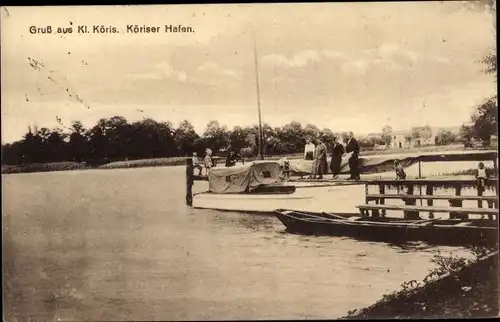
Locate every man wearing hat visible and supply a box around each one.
[313,137,328,179]
[329,136,345,179]
[345,131,361,180]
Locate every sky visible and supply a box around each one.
[1,2,497,143]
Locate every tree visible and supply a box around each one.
[319,128,336,148]
[175,120,199,155]
[229,126,245,147]
[46,128,68,161]
[202,120,229,153]
[304,124,320,141]
[381,126,393,146]
[68,121,90,162]
[471,96,498,146]
[404,134,413,145]
[279,121,305,153]
[458,124,474,146]
[370,136,385,146]
[435,130,457,146]
[359,137,375,149]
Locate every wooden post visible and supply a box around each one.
[477,185,483,209]
[371,183,384,217]
[449,185,465,219]
[426,184,434,219]
[455,185,462,206]
[493,157,498,179]
[362,183,369,217]
[404,183,419,219]
[418,161,423,206]
[379,184,386,217]
[494,158,499,199]
[186,158,194,206]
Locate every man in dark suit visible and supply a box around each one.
[345,131,360,180]
[329,136,345,179]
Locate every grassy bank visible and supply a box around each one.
[342,247,499,319]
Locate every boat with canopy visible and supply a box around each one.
[192,160,366,213]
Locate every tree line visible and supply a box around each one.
[2,92,497,166]
[1,118,379,166]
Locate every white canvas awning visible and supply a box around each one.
[208,161,281,194]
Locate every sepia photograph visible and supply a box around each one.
[1,1,498,320]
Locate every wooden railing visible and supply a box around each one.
[358,178,499,220]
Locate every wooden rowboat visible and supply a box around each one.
[274,209,499,246]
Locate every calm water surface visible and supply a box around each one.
[3,166,471,321]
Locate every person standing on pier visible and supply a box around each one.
[346,131,360,180]
[225,149,237,167]
[192,152,203,176]
[314,137,328,179]
[329,136,345,179]
[304,138,316,160]
[204,148,213,175]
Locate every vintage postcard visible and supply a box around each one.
[2,2,498,321]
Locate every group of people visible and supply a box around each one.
[192,148,214,176]
[191,148,244,176]
[304,131,361,180]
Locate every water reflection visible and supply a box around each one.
[3,166,473,321]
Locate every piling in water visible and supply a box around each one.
[186,158,193,206]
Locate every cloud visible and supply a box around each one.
[320,50,350,60]
[127,61,188,82]
[376,43,419,64]
[157,61,188,82]
[340,59,369,74]
[262,50,322,68]
[129,73,163,80]
[428,55,451,64]
[339,43,422,74]
[197,61,237,77]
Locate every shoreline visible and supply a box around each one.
[1,147,494,175]
[341,250,499,319]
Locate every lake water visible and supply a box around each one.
[2,165,478,321]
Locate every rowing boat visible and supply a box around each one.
[274,209,499,246]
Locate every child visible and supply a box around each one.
[476,162,488,194]
[192,152,203,176]
[394,159,406,180]
[204,148,213,175]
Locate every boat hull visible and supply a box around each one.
[275,210,499,246]
[192,183,366,213]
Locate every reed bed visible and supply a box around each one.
[97,157,188,169]
[1,162,88,174]
[432,167,494,177]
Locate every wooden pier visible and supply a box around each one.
[357,178,499,220]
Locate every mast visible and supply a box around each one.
[253,32,264,160]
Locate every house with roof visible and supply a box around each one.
[390,131,412,148]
